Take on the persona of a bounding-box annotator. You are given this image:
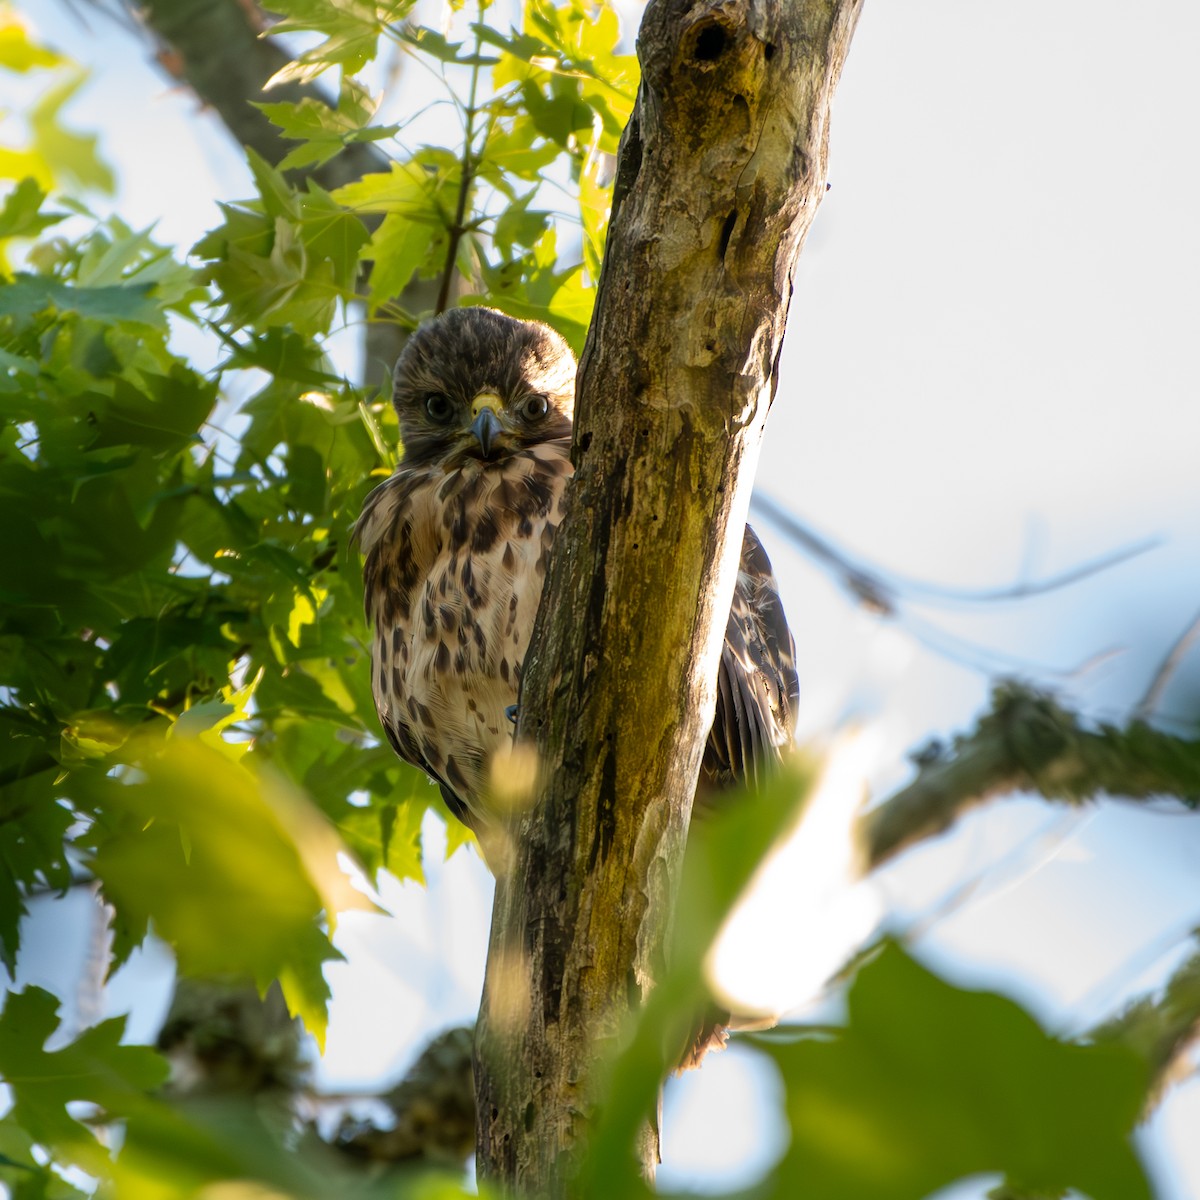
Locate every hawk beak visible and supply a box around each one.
[470,404,504,458]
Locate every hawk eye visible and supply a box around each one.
[520,394,549,420]
[424,393,454,423]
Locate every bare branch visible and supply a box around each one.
[1134,604,1200,722]
[750,491,896,613]
[862,684,1200,870]
[434,24,483,315]
[751,490,1158,615]
[109,0,389,190]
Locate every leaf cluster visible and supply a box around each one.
[0,3,636,1188]
[0,173,445,1011]
[215,0,639,344]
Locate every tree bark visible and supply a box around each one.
[474,0,861,1191]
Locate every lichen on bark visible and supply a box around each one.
[473,0,863,1191]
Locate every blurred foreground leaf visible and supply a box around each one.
[760,942,1153,1200]
[0,987,167,1175]
[580,754,1154,1200]
[579,760,818,1198]
[83,735,373,1045]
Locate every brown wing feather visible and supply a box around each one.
[701,524,798,795]
[687,524,798,1071]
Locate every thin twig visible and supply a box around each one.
[900,610,1126,683]
[861,684,1200,870]
[1134,604,1200,722]
[434,15,484,315]
[750,492,895,614]
[898,807,1092,944]
[65,0,144,36]
[751,491,1159,614]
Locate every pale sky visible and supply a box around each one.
[8,2,1200,1196]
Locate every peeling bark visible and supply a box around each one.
[474,0,862,1190]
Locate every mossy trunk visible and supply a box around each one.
[475,0,862,1191]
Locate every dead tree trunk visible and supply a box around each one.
[474,0,861,1191]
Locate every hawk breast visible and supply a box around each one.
[358,442,571,826]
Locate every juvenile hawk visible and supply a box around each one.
[357,306,798,848]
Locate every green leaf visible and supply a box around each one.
[480,118,559,182]
[0,1111,90,1199]
[518,77,594,147]
[84,735,372,1046]
[471,228,593,350]
[761,942,1153,1200]
[0,178,66,241]
[217,328,341,385]
[402,25,499,66]
[0,988,168,1173]
[90,368,217,454]
[259,98,357,172]
[0,782,73,974]
[295,180,371,291]
[246,146,301,220]
[197,159,369,337]
[491,192,551,257]
[577,763,818,1199]
[331,155,459,219]
[0,15,64,73]
[0,343,38,386]
[258,80,400,172]
[474,22,556,70]
[359,211,437,313]
[263,0,419,86]
[214,215,335,336]
[0,274,159,324]
[337,796,430,883]
[28,72,114,194]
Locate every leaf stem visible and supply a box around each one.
[435,14,485,315]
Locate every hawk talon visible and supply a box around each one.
[505,705,519,725]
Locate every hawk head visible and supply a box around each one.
[392,307,576,467]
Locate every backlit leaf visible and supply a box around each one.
[762,943,1153,1200]
[0,177,66,243]
[0,987,167,1173]
[263,0,418,85]
[83,735,372,1045]
[359,210,438,313]
[0,12,63,72]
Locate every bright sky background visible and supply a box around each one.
[7,1,1200,1196]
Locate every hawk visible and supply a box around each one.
[357,306,798,851]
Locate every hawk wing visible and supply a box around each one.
[683,524,798,1069]
[702,525,799,794]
